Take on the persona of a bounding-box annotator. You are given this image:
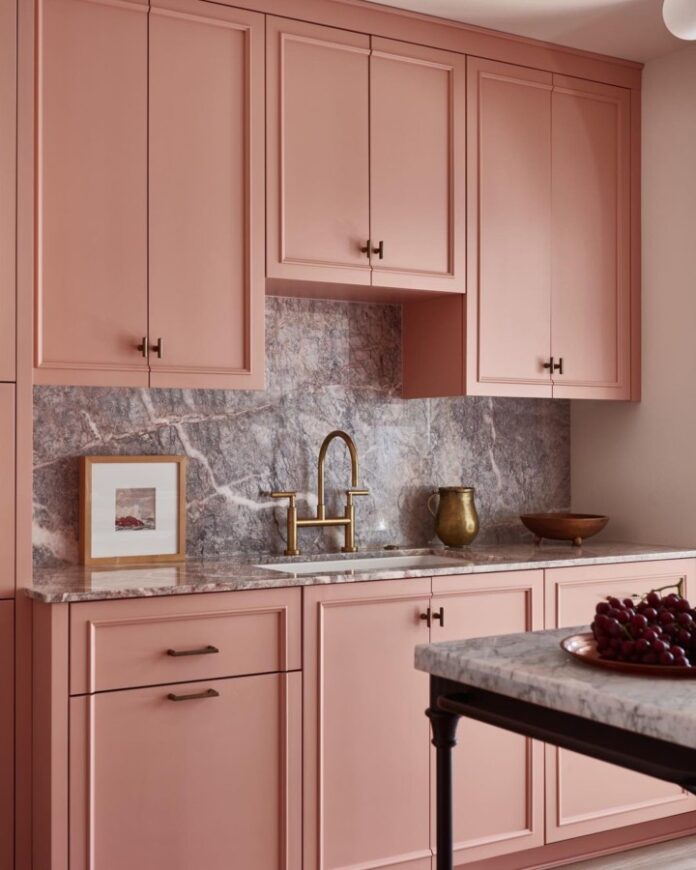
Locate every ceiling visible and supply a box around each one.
[367,0,685,62]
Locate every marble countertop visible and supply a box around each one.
[415,625,696,749]
[27,541,696,603]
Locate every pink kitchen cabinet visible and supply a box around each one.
[69,672,301,870]
[550,75,632,399]
[148,0,265,390]
[545,560,696,841]
[0,601,13,870]
[431,570,545,865]
[34,0,149,387]
[0,0,15,383]
[403,58,637,401]
[0,384,14,599]
[303,578,433,870]
[266,16,372,287]
[267,20,465,294]
[369,38,466,292]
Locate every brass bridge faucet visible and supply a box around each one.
[271,430,369,556]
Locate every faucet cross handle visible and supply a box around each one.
[270,490,297,505]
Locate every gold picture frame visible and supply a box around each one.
[79,455,187,566]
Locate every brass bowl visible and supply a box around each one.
[520,512,609,546]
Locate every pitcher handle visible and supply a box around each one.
[427,492,439,517]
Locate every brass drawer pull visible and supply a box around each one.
[167,688,220,702]
[373,240,384,259]
[166,644,220,658]
[419,606,445,628]
[152,337,163,358]
[137,337,148,358]
[553,357,564,375]
[542,356,554,372]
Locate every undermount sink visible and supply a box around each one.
[257,554,467,576]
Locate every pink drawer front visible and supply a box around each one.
[69,588,301,695]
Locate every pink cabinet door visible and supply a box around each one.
[431,571,545,864]
[550,76,632,399]
[34,0,149,387]
[0,0,15,382]
[303,579,432,870]
[369,38,465,293]
[266,17,371,287]
[0,601,13,870]
[466,57,553,397]
[0,384,14,599]
[70,671,301,870]
[545,560,696,841]
[148,0,264,390]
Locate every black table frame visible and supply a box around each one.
[427,674,696,870]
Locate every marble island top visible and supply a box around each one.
[415,626,696,750]
[27,541,696,603]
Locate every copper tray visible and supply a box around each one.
[561,633,696,678]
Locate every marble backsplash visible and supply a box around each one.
[33,297,570,566]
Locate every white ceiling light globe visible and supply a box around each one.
[663,0,696,40]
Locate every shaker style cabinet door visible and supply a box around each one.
[303,579,432,870]
[266,17,371,287]
[431,571,545,865]
[550,76,632,399]
[34,0,149,386]
[465,57,553,397]
[69,672,302,870]
[0,0,15,382]
[0,384,14,599]
[149,0,265,389]
[0,601,13,870]
[369,38,465,292]
[545,560,696,842]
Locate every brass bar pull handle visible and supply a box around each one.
[553,358,564,375]
[137,337,148,358]
[373,240,384,259]
[152,337,163,358]
[542,357,554,372]
[166,645,219,658]
[167,688,220,702]
[432,606,444,627]
[360,239,371,258]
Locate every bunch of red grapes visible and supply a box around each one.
[592,589,695,667]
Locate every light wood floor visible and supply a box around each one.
[561,835,696,869]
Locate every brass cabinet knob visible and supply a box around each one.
[152,337,163,359]
[373,240,384,259]
[137,337,148,358]
[553,357,564,374]
[360,239,371,258]
[542,356,554,372]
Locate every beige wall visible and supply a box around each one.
[571,43,696,547]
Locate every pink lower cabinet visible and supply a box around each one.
[0,601,14,870]
[0,384,14,598]
[69,672,301,870]
[303,578,432,870]
[431,571,545,865]
[545,559,696,841]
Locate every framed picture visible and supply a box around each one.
[80,456,187,566]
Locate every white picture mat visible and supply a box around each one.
[90,462,179,558]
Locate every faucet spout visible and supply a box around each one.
[317,430,359,520]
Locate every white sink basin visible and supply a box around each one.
[258,554,466,576]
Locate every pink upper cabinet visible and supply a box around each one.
[266,17,371,287]
[369,38,465,292]
[466,57,553,397]
[34,0,149,387]
[148,0,265,390]
[0,384,14,599]
[0,0,15,382]
[550,76,632,399]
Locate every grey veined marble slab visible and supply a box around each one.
[415,626,696,750]
[27,541,696,603]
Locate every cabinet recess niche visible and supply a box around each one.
[403,56,636,401]
[266,16,465,295]
[33,0,264,389]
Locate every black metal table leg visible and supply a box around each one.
[426,676,462,870]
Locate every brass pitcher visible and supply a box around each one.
[427,487,480,548]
